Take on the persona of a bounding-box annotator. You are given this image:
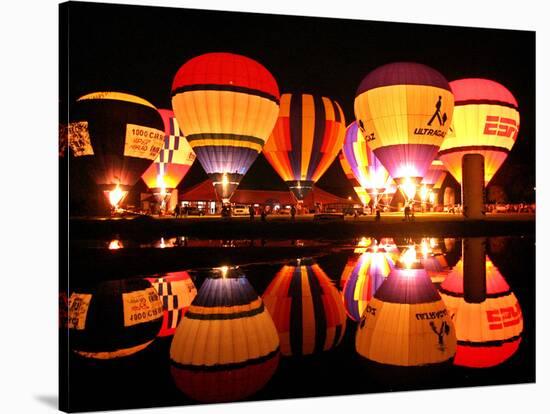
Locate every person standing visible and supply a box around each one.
[249,205,255,221]
[290,205,296,220]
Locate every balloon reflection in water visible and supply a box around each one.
[341,240,396,321]
[170,267,280,403]
[263,258,347,356]
[145,271,197,337]
[438,257,523,368]
[356,247,456,366]
[418,238,450,285]
[68,278,163,359]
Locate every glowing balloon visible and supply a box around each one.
[355,258,456,366]
[422,158,447,189]
[145,271,197,337]
[69,92,165,207]
[341,121,390,204]
[438,78,520,186]
[141,109,196,195]
[68,278,163,359]
[339,151,370,205]
[262,258,347,356]
[263,93,346,201]
[170,268,279,402]
[341,244,395,321]
[354,62,454,198]
[439,257,523,368]
[171,52,280,202]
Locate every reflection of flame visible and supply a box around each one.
[221,173,229,187]
[108,184,125,208]
[400,177,417,201]
[421,239,430,259]
[159,237,166,249]
[401,245,417,269]
[158,174,167,197]
[355,237,371,253]
[108,240,123,250]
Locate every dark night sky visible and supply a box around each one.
[61,1,536,200]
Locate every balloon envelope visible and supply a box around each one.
[171,52,280,201]
[439,257,523,368]
[170,268,280,402]
[263,258,347,356]
[145,271,197,337]
[338,151,370,205]
[354,62,454,184]
[69,92,165,194]
[356,262,456,366]
[342,121,389,193]
[263,93,346,200]
[438,78,520,186]
[68,278,163,359]
[141,109,196,192]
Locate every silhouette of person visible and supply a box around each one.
[428,96,443,126]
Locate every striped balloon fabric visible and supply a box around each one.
[338,151,370,205]
[170,268,280,402]
[341,245,395,321]
[354,62,454,185]
[263,93,346,201]
[439,78,520,186]
[438,257,523,368]
[145,271,197,337]
[422,158,447,189]
[141,109,195,192]
[356,260,456,366]
[171,52,280,201]
[341,121,390,195]
[262,258,347,356]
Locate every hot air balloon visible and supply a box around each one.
[145,271,197,337]
[356,246,456,366]
[354,62,454,203]
[263,93,346,201]
[170,267,279,403]
[438,78,520,186]
[171,52,280,203]
[69,92,165,210]
[262,258,347,356]
[420,158,447,209]
[341,242,395,321]
[439,257,523,368]
[141,109,196,208]
[68,278,163,359]
[339,151,370,205]
[418,238,450,284]
[341,121,390,209]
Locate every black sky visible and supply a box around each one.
[61,1,535,199]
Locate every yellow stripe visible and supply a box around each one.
[189,298,263,315]
[77,92,157,109]
[301,95,315,181]
[74,340,154,360]
[322,97,335,121]
[188,139,263,152]
[279,94,292,117]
